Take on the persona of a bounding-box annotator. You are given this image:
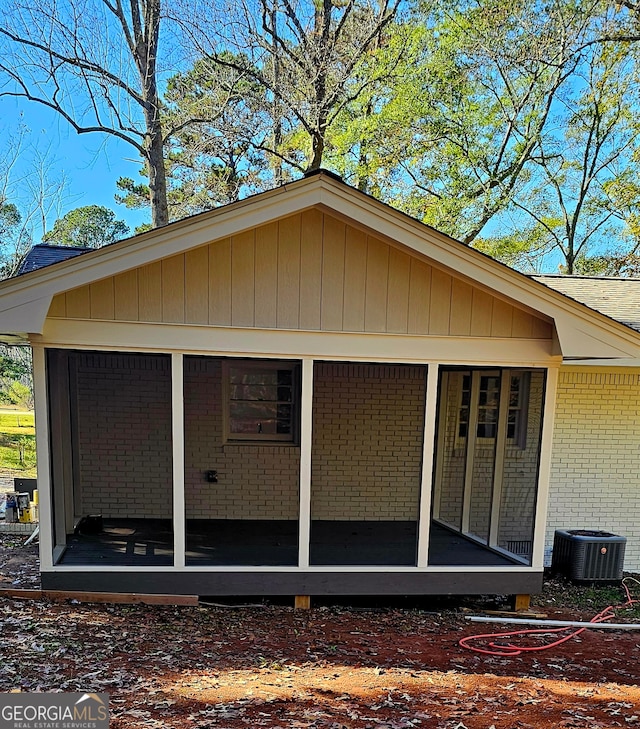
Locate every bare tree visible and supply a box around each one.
[0,0,175,227]
[177,0,403,175]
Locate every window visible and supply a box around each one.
[224,360,299,442]
[457,370,530,446]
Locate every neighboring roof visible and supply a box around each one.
[1,171,640,360]
[533,275,640,332]
[17,244,93,275]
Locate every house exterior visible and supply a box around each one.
[530,275,640,573]
[2,171,640,598]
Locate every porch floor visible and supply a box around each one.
[59,519,517,567]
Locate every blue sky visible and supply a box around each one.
[0,96,150,240]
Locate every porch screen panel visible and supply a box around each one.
[495,370,546,564]
[183,356,300,566]
[58,351,174,566]
[310,362,426,566]
[466,373,500,543]
[432,370,466,531]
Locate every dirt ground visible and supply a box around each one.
[1,533,640,728]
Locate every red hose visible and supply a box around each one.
[459,578,639,656]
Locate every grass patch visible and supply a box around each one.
[0,413,35,430]
[0,411,36,475]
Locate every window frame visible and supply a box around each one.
[456,369,530,449]
[222,359,301,444]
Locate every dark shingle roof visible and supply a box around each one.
[532,274,640,332]
[17,244,93,275]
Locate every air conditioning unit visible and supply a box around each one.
[552,529,626,584]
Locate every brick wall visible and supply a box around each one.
[184,357,300,519]
[547,367,640,570]
[310,363,425,521]
[74,353,173,519]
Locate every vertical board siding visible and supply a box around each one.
[209,238,232,325]
[254,221,278,328]
[299,209,323,330]
[65,285,91,319]
[364,235,389,332]
[321,215,345,331]
[231,229,255,327]
[46,210,552,340]
[277,214,301,329]
[470,289,493,336]
[162,254,185,323]
[429,267,452,335]
[113,270,139,321]
[48,293,67,318]
[89,278,115,320]
[386,248,411,333]
[408,259,431,335]
[138,261,163,321]
[185,246,209,325]
[449,279,472,336]
[342,226,367,332]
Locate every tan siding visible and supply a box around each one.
[45,208,552,341]
[449,279,472,336]
[491,298,514,337]
[89,278,115,320]
[209,238,232,325]
[512,308,534,339]
[299,209,323,330]
[277,214,301,329]
[138,261,163,322]
[161,254,185,323]
[387,248,411,333]
[254,221,278,328]
[364,235,389,331]
[48,294,66,318]
[470,289,493,336]
[185,246,209,325]
[321,215,345,330]
[429,268,452,335]
[408,259,431,334]
[231,230,255,327]
[343,226,367,332]
[113,270,139,321]
[65,285,91,319]
[532,317,553,339]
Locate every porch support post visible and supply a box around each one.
[171,353,186,569]
[532,366,559,570]
[298,358,314,568]
[32,344,53,571]
[417,363,439,568]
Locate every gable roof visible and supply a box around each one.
[533,275,640,332]
[17,244,93,275]
[1,171,640,360]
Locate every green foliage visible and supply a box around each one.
[43,205,129,248]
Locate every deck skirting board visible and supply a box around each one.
[41,570,543,596]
